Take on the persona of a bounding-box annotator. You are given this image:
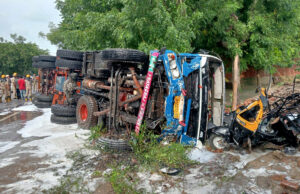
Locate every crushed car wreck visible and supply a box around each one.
[208,78,300,151]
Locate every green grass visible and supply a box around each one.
[105,166,140,194]
[89,124,106,141]
[130,124,196,170]
[43,176,89,194]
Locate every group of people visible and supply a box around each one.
[0,73,38,103]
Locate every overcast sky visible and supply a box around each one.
[0,0,61,55]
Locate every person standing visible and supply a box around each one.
[32,73,37,93]
[0,75,6,103]
[5,75,11,102]
[11,72,17,99]
[25,74,32,101]
[18,76,26,100]
[16,75,20,99]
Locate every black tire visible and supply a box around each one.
[32,56,39,62]
[76,95,98,129]
[38,55,56,62]
[36,94,53,102]
[96,48,147,63]
[32,62,38,68]
[34,100,52,108]
[208,134,226,151]
[51,104,76,117]
[36,61,56,69]
[51,114,77,125]
[55,58,82,69]
[97,137,132,151]
[57,49,83,61]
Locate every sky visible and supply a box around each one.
[0,0,61,55]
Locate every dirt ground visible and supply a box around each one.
[0,92,299,193]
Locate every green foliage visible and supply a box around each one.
[189,0,300,72]
[130,124,195,170]
[89,124,106,141]
[46,0,300,73]
[47,0,198,53]
[105,166,139,194]
[42,176,88,194]
[0,34,48,75]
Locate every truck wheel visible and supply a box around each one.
[36,61,56,68]
[76,95,98,129]
[57,49,83,61]
[32,62,38,68]
[97,137,131,151]
[51,104,76,117]
[208,134,226,151]
[51,114,77,125]
[34,100,52,108]
[55,58,82,69]
[32,56,39,62]
[96,48,147,63]
[38,55,56,62]
[36,94,53,102]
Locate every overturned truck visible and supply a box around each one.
[75,48,225,145]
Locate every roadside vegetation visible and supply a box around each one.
[0,34,48,75]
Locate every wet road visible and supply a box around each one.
[0,102,89,193]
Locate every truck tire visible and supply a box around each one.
[57,49,83,61]
[76,95,98,129]
[38,55,56,62]
[32,62,38,68]
[96,48,147,63]
[36,94,53,102]
[55,58,82,69]
[36,61,56,69]
[34,100,52,108]
[51,104,76,117]
[32,56,39,62]
[51,114,77,125]
[97,137,132,151]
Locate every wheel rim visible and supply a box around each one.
[213,136,225,150]
[80,104,88,121]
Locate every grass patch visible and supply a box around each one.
[105,166,140,194]
[89,124,106,141]
[43,176,89,194]
[130,125,196,170]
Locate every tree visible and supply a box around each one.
[46,0,300,109]
[0,34,48,75]
[188,0,300,109]
[45,0,201,53]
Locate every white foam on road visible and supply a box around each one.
[0,156,19,168]
[12,103,38,112]
[0,109,10,116]
[188,148,216,163]
[230,150,270,169]
[3,104,91,193]
[0,141,20,153]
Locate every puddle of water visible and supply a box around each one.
[0,111,42,125]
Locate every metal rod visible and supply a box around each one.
[93,95,142,117]
[108,67,114,132]
[196,67,203,141]
[129,67,143,95]
[113,69,121,132]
